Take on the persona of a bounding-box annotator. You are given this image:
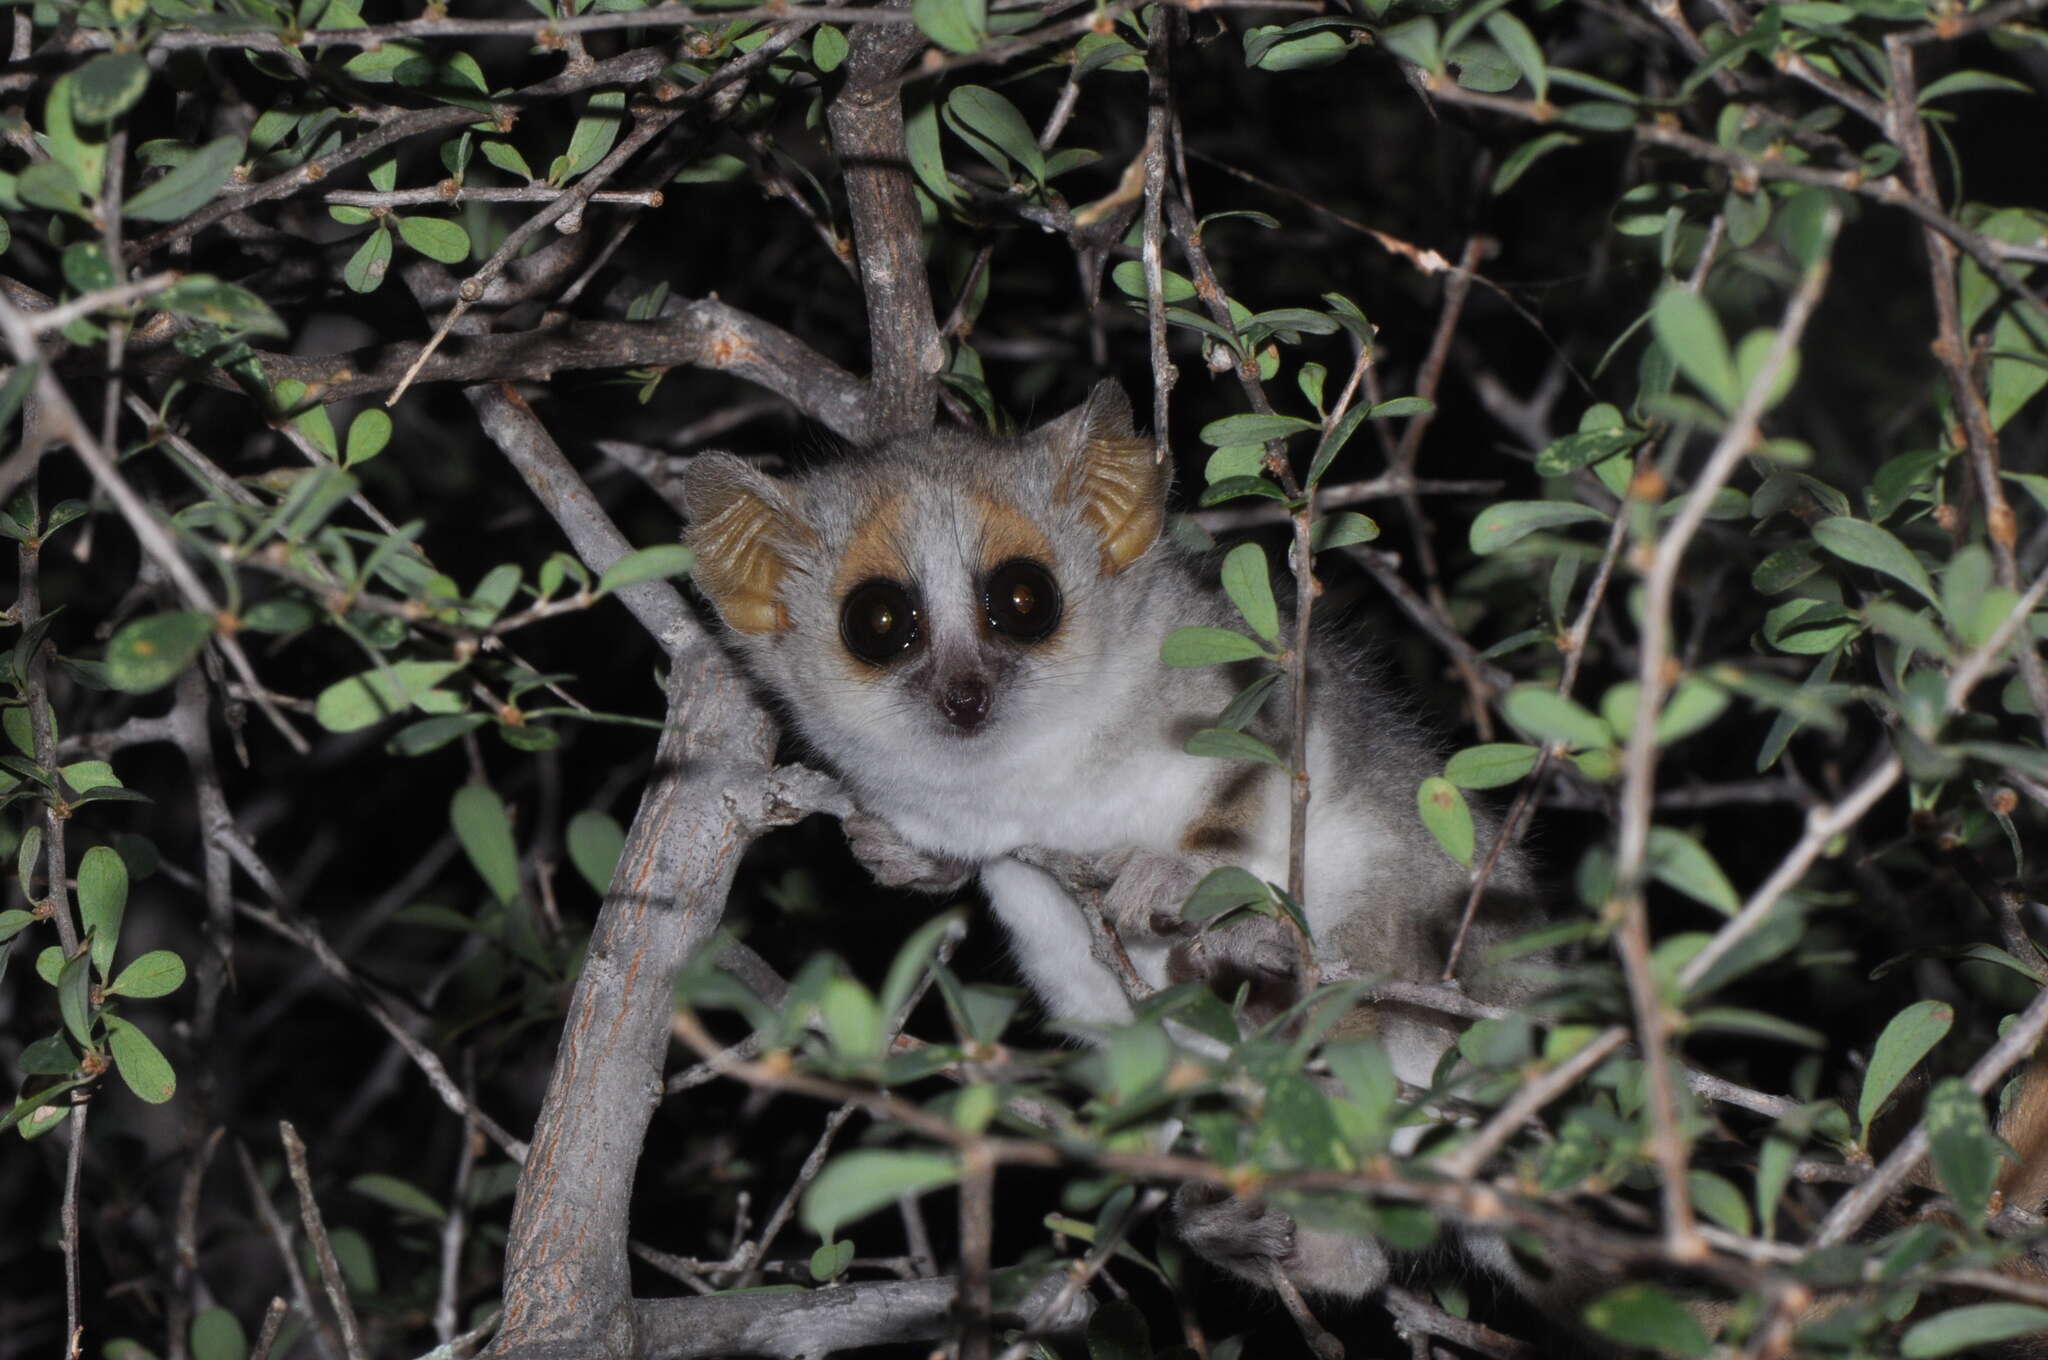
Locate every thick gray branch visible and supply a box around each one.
[136,301,871,443]
[468,383,696,657]
[475,395,783,1357]
[825,12,941,437]
[636,1270,1093,1359]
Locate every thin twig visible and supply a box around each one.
[1608,199,1843,1262]
[248,1299,290,1360]
[1442,505,1630,979]
[281,1121,370,1360]
[1141,10,1176,460]
[0,297,308,753]
[62,1105,87,1360]
[1818,982,2048,1244]
[992,1188,1169,1360]
[958,1145,997,1360]
[235,1141,344,1360]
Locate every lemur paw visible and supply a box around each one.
[1098,848,1205,942]
[1176,1184,1297,1263]
[842,812,975,895]
[1175,1185,1390,1300]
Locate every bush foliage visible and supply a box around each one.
[4,0,2048,1356]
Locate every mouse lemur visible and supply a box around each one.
[681,379,1542,1299]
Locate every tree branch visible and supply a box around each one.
[826,11,942,436]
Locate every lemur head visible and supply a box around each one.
[681,380,1169,769]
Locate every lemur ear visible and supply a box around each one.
[681,453,807,634]
[1047,378,1168,576]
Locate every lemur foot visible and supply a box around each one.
[1175,1185,1389,1300]
[842,812,975,895]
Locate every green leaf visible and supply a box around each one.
[810,1238,854,1280]
[811,25,848,72]
[1926,1076,2004,1223]
[1582,1283,1711,1358]
[125,135,245,223]
[1502,685,1612,750]
[1762,598,1861,655]
[1087,1299,1152,1360]
[58,948,93,1046]
[314,661,463,732]
[1199,476,1286,507]
[946,86,1044,184]
[1368,396,1434,419]
[189,1306,243,1360]
[1534,426,1641,477]
[1733,329,1802,411]
[1468,501,1607,554]
[878,909,964,1027]
[1651,288,1738,411]
[1916,69,2031,105]
[598,544,695,595]
[62,241,115,294]
[912,0,985,53]
[43,75,104,196]
[1752,544,1823,594]
[344,409,392,467]
[801,1149,958,1238]
[1901,1305,2048,1358]
[0,909,32,945]
[388,714,488,757]
[72,52,149,124]
[566,810,625,895]
[558,90,624,182]
[19,162,87,218]
[158,278,287,338]
[819,975,882,1060]
[1493,131,1578,194]
[108,949,185,999]
[1199,413,1318,446]
[1220,542,1280,643]
[1110,260,1197,303]
[452,784,521,905]
[1379,15,1441,70]
[77,845,128,978]
[350,1172,448,1221]
[1183,866,1272,923]
[904,98,961,208]
[1184,728,1286,766]
[1309,512,1379,551]
[1557,101,1636,130]
[1858,999,1953,1137]
[1161,626,1271,667]
[1483,11,1547,100]
[106,611,212,693]
[395,215,470,263]
[1812,516,1937,602]
[1658,677,1729,743]
[1417,776,1475,868]
[1646,827,1738,915]
[481,140,534,181]
[1247,26,1350,71]
[1444,743,1540,789]
[1687,1170,1752,1236]
[343,224,393,293]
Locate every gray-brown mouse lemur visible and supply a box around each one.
[680,379,1545,1301]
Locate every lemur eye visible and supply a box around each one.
[983,559,1062,642]
[840,579,923,664]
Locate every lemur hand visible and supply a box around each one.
[842,812,976,895]
[1091,847,1304,1021]
[1174,1184,1390,1300]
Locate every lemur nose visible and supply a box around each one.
[939,676,990,731]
